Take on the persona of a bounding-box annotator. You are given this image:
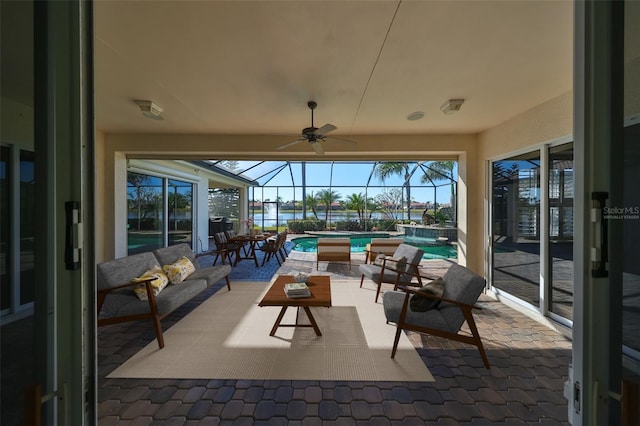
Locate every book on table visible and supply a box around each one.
[284,282,311,298]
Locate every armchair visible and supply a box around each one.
[258,232,286,266]
[364,237,404,263]
[317,238,351,270]
[213,232,241,265]
[359,243,424,302]
[383,263,490,368]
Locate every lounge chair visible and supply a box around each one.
[316,238,351,270]
[382,263,490,368]
[359,243,424,302]
[364,237,404,263]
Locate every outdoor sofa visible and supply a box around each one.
[96,243,231,348]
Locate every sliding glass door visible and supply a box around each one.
[491,151,541,308]
[167,178,193,246]
[549,143,574,320]
[127,172,194,255]
[491,143,574,322]
[0,146,35,318]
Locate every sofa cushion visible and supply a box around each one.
[383,290,453,332]
[97,252,160,290]
[131,265,170,301]
[358,263,415,284]
[163,256,196,284]
[393,244,424,272]
[186,264,232,287]
[101,278,208,317]
[439,264,486,331]
[153,244,199,271]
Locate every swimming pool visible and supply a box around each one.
[291,235,457,259]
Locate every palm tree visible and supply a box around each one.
[317,189,341,226]
[344,192,366,223]
[305,192,319,219]
[421,161,456,221]
[373,162,414,220]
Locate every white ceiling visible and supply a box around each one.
[94,0,573,138]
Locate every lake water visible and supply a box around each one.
[251,211,420,225]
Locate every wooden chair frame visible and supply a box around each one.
[97,278,167,348]
[390,285,490,369]
[364,238,404,264]
[360,256,423,303]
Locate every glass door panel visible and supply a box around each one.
[167,178,193,248]
[549,143,574,319]
[1,146,10,312]
[127,172,163,254]
[622,121,640,356]
[491,151,541,307]
[19,149,35,305]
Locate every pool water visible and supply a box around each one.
[291,235,457,260]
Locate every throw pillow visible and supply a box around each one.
[131,265,169,301]
[373,253,386,266]
[163,256,196,285]
[387,256,407,272]
[409,277,446,312]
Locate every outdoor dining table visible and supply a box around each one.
[229,233,272,267]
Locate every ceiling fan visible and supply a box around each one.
[276,101,356,155]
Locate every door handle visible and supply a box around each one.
[65,201,82,270]
[591,192,608,278]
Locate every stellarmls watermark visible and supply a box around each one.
[603,206,640,220]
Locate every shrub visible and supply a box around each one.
[376,219,399,231]
[335,220,361,231]
[287,219,326,233]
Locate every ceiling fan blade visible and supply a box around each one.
[314,123,337,136]
[311,141,325,156]
[276,139,305,150]
[326,136,357,144]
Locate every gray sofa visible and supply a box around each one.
[97,243,231,348]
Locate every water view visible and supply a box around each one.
[291,235,457,260]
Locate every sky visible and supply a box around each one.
[216,161,457,206]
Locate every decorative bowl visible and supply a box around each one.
[295,273,308,283]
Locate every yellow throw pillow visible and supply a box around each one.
[163,256,196,285]
[131,265,169,301]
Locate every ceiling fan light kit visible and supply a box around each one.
[440,99,465,115]
[276,101,355,155]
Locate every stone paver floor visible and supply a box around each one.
[96,249,572,425]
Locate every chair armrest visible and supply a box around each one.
[395,285,481,310]
[97,279,152,294]
[379,259,423,285]
[97,278,159,316]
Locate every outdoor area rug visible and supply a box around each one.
[107,279,434,382]
[198,241,295,282]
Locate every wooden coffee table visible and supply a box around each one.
[258,275,332,336]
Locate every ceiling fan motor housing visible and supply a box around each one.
[302,126,318,138]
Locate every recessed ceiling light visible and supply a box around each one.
[406,111,425,121]
[440,99,465,115]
